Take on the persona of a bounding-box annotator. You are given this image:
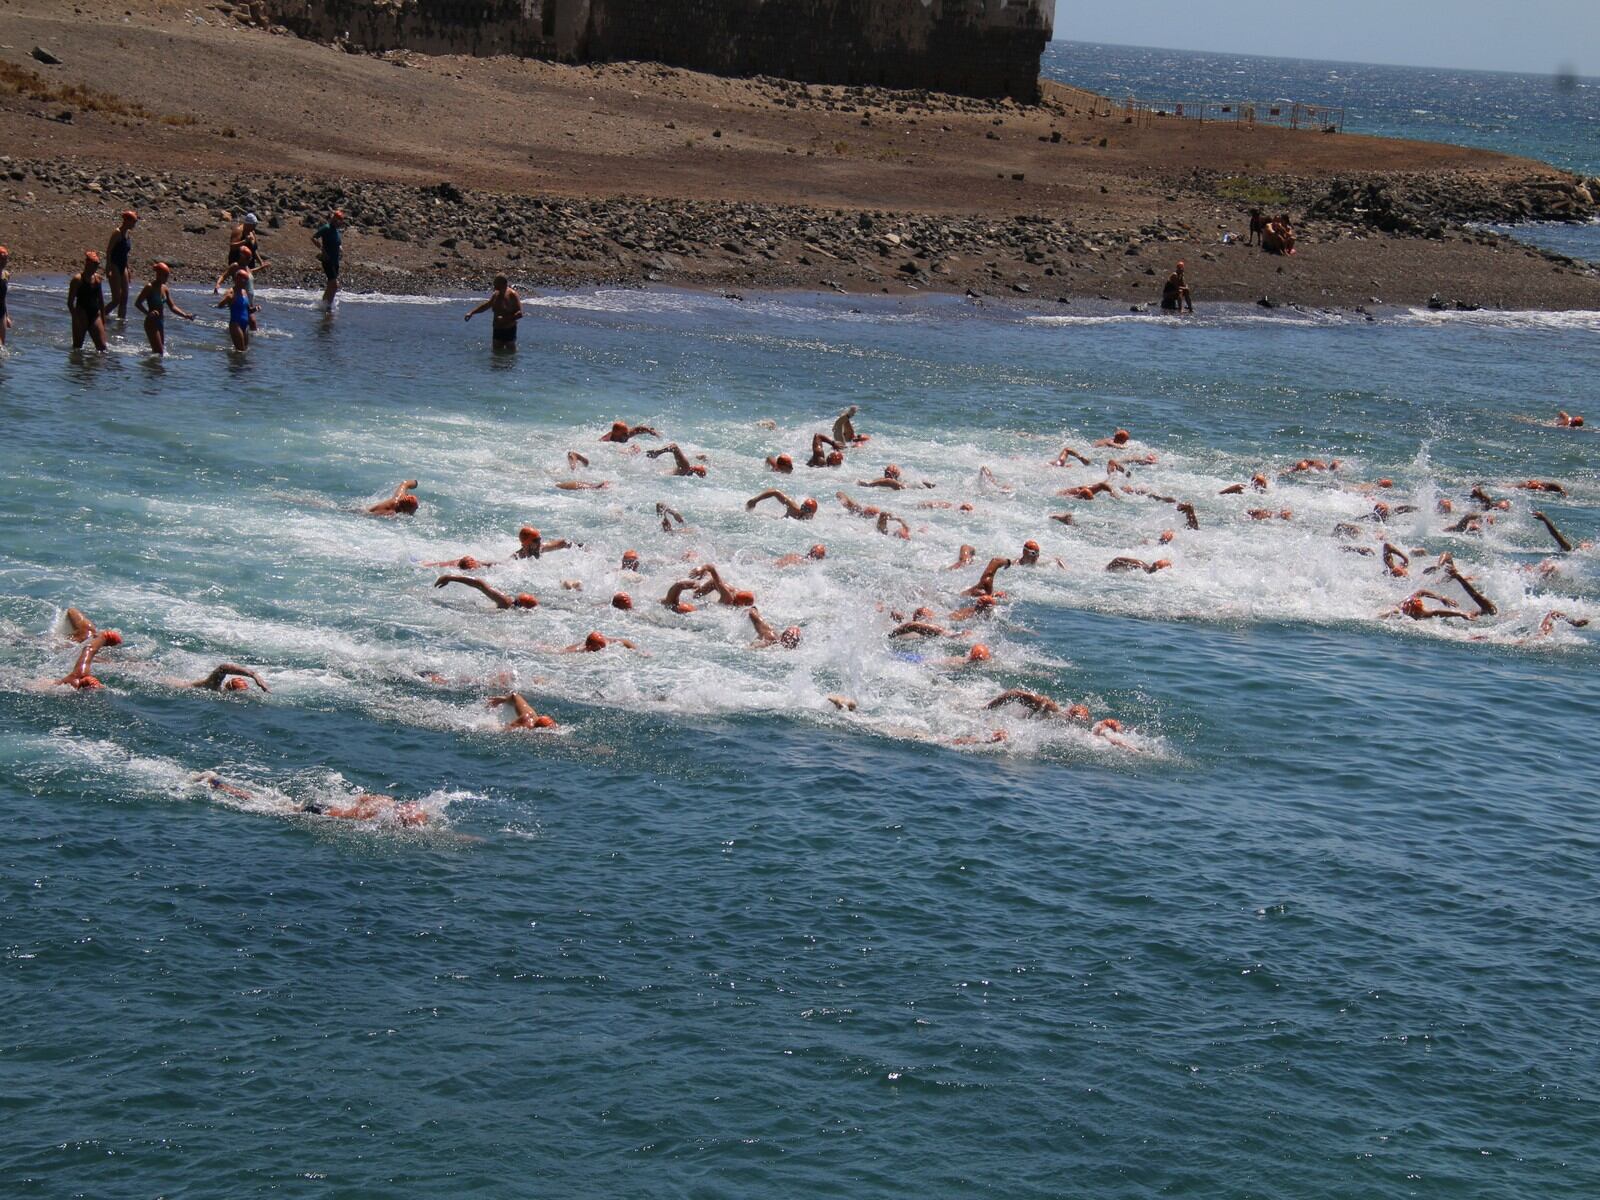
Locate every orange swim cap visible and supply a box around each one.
[969,644,991,661]
[102,630,124,646]
[225,676,249,691]
[622,549,639,562]
[153,261,171,275]
[780,626,802,648]
[976,594,997,609]
[885,464,902,478]
[808,544,827,559]
[826,451,844,466]
[732,589,755,606]
[690,465,707,477]
[673,602,696,614]
[458,556,480,569]
[514,593,539,608]
[73,675,104,689]
[0,246,8,256]
[123,209,138,221]
[612,592,633,610]
[775,454,793,468]
[801,498,818,513]
[533,714,556,728]
[1378,479,1394,488]
[520,526,540,540]
[84,250,101,264]
[1114,429,1130,443]
[333,208,346,219]
[585,631,608,651]
[396,495,419,513]
[1023,540,1040,552]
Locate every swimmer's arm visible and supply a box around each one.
[134,284,153,315]
[165,289,196,321]
[66,276,79,311]
[189,664,270,692]
[464,297,495,321]
[433,574,510,608]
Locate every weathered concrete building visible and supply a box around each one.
[262,0,1055,101]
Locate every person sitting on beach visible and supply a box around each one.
[646,443,708,477]
[464,274,523,348]
[488,692,557,730]
[749,608,802,649]
[368,480,420,516]
[807,433,845,467]
[964,557,1013,597]
[563,631,637,653]
[67,250,109,352]
[1556,411,1585,428]
[775,544,827,568]
[599,420,659,444]
[766,453,795,474]
[747,490,818,520]
[1262,216,1297,256]
[183,663,270,692]
[1105,557,1172,574]
[133,263,196,356]
[833,405,868,445]
[54,629,123,689]
[1161,261,1194,314]
[433,574,538,609]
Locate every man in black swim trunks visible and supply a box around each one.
[66,250,109,351]
[464,274,522,348]
[1161,261,1193,314]
[312,208,346,310]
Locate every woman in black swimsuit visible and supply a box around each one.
[105,209,137,321]
[67,250,109,352]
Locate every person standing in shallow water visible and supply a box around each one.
[312,208,346,310]
[67,250,109,351]
[0,245,11,347]
[216,272,256,352]
[134,262,195,356]
[105,209,137,321]
[464,274,523,348]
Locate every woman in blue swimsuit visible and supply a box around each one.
[134,262,195,356]
[216,273,257,352]
[105,209,137,321]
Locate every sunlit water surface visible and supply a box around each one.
[2,285,1597,1197]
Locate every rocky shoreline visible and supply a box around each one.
[5,154,1597,311]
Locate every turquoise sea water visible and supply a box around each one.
[2,284,1597,1196]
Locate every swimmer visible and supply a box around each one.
[826,695,857,712]
[645,443,708,477]
[215,272,257,352]
[422,555,492,570]
[1556,411,1585,428]
[1284,458,1338,474]
[832,405,867,445]
[747,490,819,520]
[874,511,911,539]
[488,692,557,730]
[1176,501,1200,530]
[1053,446,1092,467]
[183,663,270,692]
[599,420,660,444]
[766,453,794,473]
[948,594,1000,621]
[1050,513,1076,526]
[1531,511,1580,553]
[1058,482,1114,501]
[662,580,700,613]
[1538,611,1590,635]
[55,629,122,689]
[0,244,10,347]
[1246,509,1293,521]
[611,591,634,611]
[1389,590,1471,622]
[60,607,98,642]
[1018,540,1042,566]
[1105,557,1171,574]
[105,209,137,321]
[890,620,952,639]
[977,466,1013,494]
[562,631,637,653]
[775,544,827,567]
[1220,473,1270,495]
[948,545,977,570]
[985,689,1092,722]
[935,644,992,668]
[836,492,881,518]
[859,464,906,490]
[1093,429,1132,448]
[512,526,576,559]
[807,432,844,467]
[1515,479,1567,495]
[748,608,802,649]
[690,564,755,606]
[963,556,1013,597]
[194,771,257,802]
[1470,487,1510,511]
[567,451,590,470]
[464,274,523,348]
[368,480,420,516]
[1445,565,1498,617]
[556,481,611,491]
[620,549,641,572]
[303,793,429,828]
[433,574,538,609]
[67,250,109,351]
[656,502,688,532]
[132,263,196,355]
[1381,543,1411,578]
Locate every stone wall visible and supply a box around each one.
[261,0,1053,102]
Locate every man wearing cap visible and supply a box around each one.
[229,213,268,275]
[312,209,347,309]
[1161,261,1193,314]
[66,250,109,351]
[105,209,138,321]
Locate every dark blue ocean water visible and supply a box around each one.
[1044,41,1600,264]
[1,282,1597,1197]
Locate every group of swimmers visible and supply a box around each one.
[1,206,349,356]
